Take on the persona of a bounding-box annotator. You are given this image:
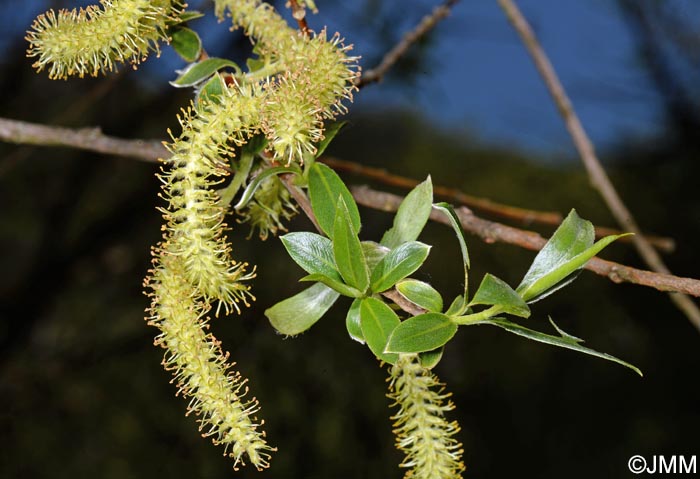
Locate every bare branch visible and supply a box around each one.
[321,156,675,253]
[497,0,700,331]
[351,185,700,299]
[356,0,459,88]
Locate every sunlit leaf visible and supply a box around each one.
[433,202,470,301]
[361,241,390,271]
[346,298,364,343]
[360,297,400,364]
[517,209,629,302]
[333,197,369,291]
[470,273,530,318]
[370,241,430,293]
[308,163,360,238]
[234,166,299,210]
[281,232,341,281]
[385,313,457,354]
[170,58,241,87]
[381,177,433,249]
[396,279,443,313]
[265,283,339,336]
[170,27,201,63]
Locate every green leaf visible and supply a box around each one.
[361,241,390,271]
[381,177,433,249]
[445,295,468,316]
[359,297,400,364]
[308,163,360,238]
[433,202,470,301]
[246,57,265,72]
[517,209,629,302]
[333,197,369,291]
[470,273,530,318]
[170,27,202,63]
[385,313,458,354]
[281,232,341,281]
[396,279,443,313]
[419,347,444,369]
[170,58,241,88]
[234,166,299,210]
[300,274,363,298]
[197,72,226,105]
[316,121,347,157]
[370,242,431,293]
[265,283,340,336]
[346,298,364,344]
[216,146,254,206]
[175,10,205,23]
[478,317,642,376]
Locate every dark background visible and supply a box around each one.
[1,1,699,478]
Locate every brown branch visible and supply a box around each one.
[321,156,675,253]
[497,0,700,332]
[356,0,459,88]
[287,0,311,35]
[0,117,166,163]
[351,185,700,298]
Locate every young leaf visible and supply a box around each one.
[445,295,469,316]
[477,317,642,376]
[265,283,340,336]
[516,209,629,302]
[370,241,431,293]
[170,58,241,88]
[281,232,342,281]
[174,10,205,23]
[308,163,360,238]
[346,298,364,343]
[315,121,347,158]
[361,241,390,271]
[234,166,299,210]
[385,313,458,354]
[419,346,444,369]
[170,27,202,63]
[433,202,470,301]
[396,279,443,313]
[216,147,254,206]
[470,273,530,318]
[360,297,400,364]
[381,177,433,249]
[300,274,363,298]
[333,197,369,292]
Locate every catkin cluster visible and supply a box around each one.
[26,0,183,79]
[389,355,466,479]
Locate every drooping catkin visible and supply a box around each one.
[26,0,182,79]
[388,354,465,479]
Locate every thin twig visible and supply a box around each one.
[356,0,459,88]
[279,173,323,234]
[351,185,700,298]
[321,156,675,253]
[287,0,311,35]
[1,117,698,298]
[497,0,700,332]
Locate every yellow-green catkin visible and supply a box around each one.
[389,355,466,479]
[146,254,274,470]
[26,0,182,79]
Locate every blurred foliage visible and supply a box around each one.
[1,1,700,478]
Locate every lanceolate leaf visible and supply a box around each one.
[433,202,470,301]
[396,279,443,313]
[308,163,360,238]
[370,241,431,293]
[346,298,364,344]
[385,313,458,354]
[170,57,241,87]
[478,317,642,376]
[281,232,341,281]
[361,241,390,271]
[265,283,340,336]
[360,297,400,364]
[333,197,369,292]
[517,209,629,302]
[471,273,530,318]
[381,177,433,249]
